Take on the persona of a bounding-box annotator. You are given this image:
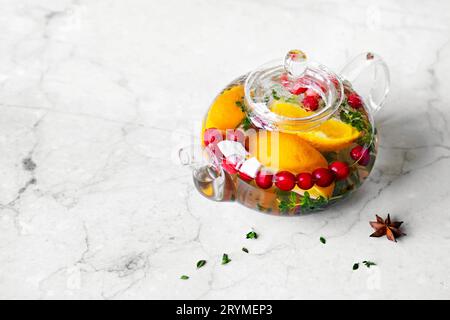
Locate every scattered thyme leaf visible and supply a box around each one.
[362,261,376,268]
[242,247,249,253]
[246,231,258,239]
[196,260,207,269]
[353,261,376,271]
[320,237,326,244]
[221,253,231,265]
[180,275,189,280]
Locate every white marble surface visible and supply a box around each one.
[1,0,450,300]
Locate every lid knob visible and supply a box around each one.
[284,49,308,76]
[244,50,344,132]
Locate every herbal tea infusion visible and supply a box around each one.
[181,50,389,215]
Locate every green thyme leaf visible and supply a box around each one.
[340,109,365,131]
[290,192,296,202]
[285,96,299,104]
[241,117,252,131]
[352,263,359,270]
[340,106,374,150]
[300,191,312,208]
[272,89,280,100]
[236,96,252,131]
[235,99,245,112]
[278,200,293,213]
[278,191,328,214]
[278,194,297,213]
[196,260,207,269]
[246,231,258,239]
[320,237,326,244]
[357,129,374,151]
[324,151,338,163]
[242,247,249,253]
[362,261,376,268]
[299,192,328,212]
[180,275,189,280]
[221,253,231,265]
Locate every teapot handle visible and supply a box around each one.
[340,52,390,114]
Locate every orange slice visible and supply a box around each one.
[271,101,313,118]
[296,119,361,152]
[204,85,245,130]
[271,100,361,152]
[293,184,334,199]
[247,130,334,199]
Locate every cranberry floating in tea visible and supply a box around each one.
[180,50,389,215]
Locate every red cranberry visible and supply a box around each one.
[290,81,308,95]
[238,171,253,182]
[350,145,370,166]
[274,171,296,191]
[203,128,223,147]
[330,76,340,89]
[328,161,350,180]
[347,93,363,109]
[303,95,319,111]
[312,168,335,187]
[255,171,273,189]
[296,172,314,190]
[360,152,371,166]
[226,129,245,144]
[319,83,328,94]
[350,145,363,160]
[280,73,290,87]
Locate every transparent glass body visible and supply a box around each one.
[181,50,389,216]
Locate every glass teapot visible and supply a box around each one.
[180,50,389,215]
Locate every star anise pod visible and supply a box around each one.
[369,214,405,242]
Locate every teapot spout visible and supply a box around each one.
[179,145,235,202]
[340,52,390,114]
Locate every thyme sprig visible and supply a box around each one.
[340,102,374,150]
[278,191,328,214]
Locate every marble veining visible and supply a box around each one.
[1,0,450,299]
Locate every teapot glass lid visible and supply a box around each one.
[244,50,344,132]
